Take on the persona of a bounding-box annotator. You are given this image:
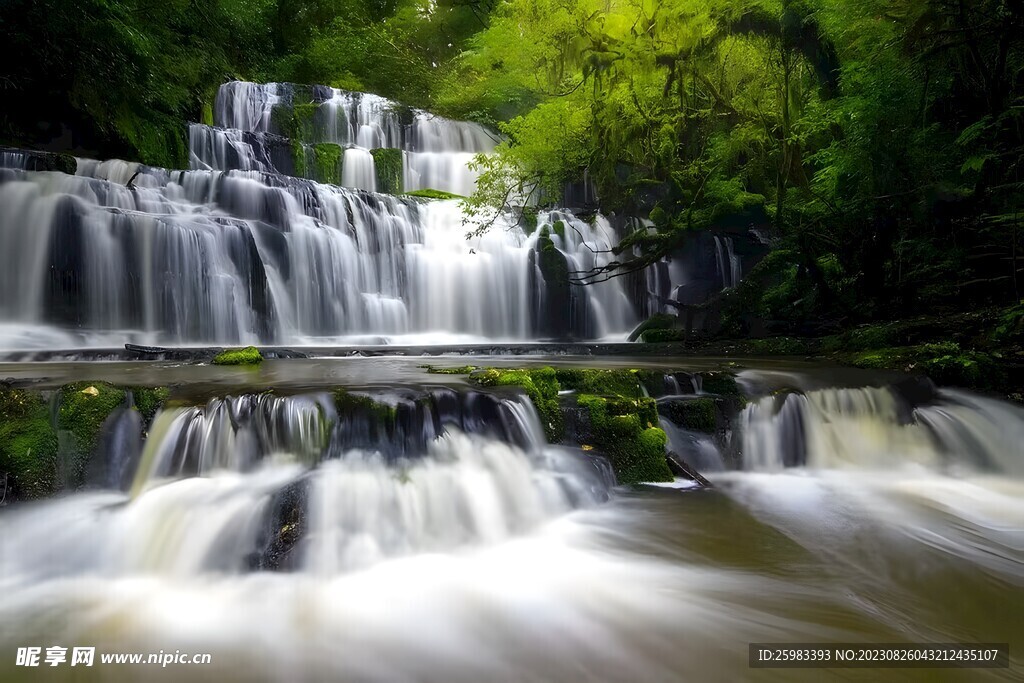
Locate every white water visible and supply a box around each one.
[1,379,1022,680]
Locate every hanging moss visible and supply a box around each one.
[313,143,343,185]
[0,385,58,499]
[212,346,264,365]
[371,148,403,194]
[57,382,127,488]
[471,367,563,442]
[576,393,671,484]
[291,140,307,178]
[293,103,319,141]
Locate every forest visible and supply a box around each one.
[2,0,1023,349]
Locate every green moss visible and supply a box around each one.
[628,313,677,342]
[551,220,566,238]
[371,148,403,194]
[201,102,214,127]
[333,391,397,422]
[521,207,539,236]
[403,189,464,200]
[291,140,307,177]
[743,336,812,355]
[131,387,171,422]
[293,103,319,141]
[313,143,342,185]
[577,393,672,484]
[424,365,477,374]
[472,367,563,442]
[271,105,297,139]
[554,368,643,399]
[212,346,264,366]
[57,382,126,488]
[698,372,741,396]
[849,342,1000,388]
[0,386,58,499]
[662,398,717,432]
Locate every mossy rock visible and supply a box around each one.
[471,367,563,442]
[292,103,319,141]
[660,398,717,433]
[0,385,59,499]
[698,372,741,396]
[212,346,264,366]
[371,148,403,194]
[628,313,677,342]
[850,342,1001,388]
[576,393,671,484]
[57,382,127,488]
[641,329,686,343]
[554,368,643,399]
[333,390,397,422]
[131,387,171,422]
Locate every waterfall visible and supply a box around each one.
[713,235,742,290]
[738,385,1024,474]
[0,389,611,579]
[0,81,648,348]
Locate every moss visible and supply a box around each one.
[293,103,319,141]
[131,387,171,422]
[403,189,464,200]
[849,342,1000,388]
[291,140,307,178]
[271,104,297,139]
[520,207,539,236]
[371,148,403,194]
[743,336,812,355]
[424,365,477,374]
[333,391,397,422]
[57,382,126,488]
[641,329,686,343]
[554,368,643,399]
[0,386,58,499]
[313,142,342,185]
[201,102,214,127]
[628,313,677,342]
[662,398,717,432]
[471,367,563,442]
[551,220,566,238]
[577,393,672,484]
[698,372,741,396]
[212,346,263,365]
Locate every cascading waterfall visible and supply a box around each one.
[738,385,1024,475]
[0,389,613,581]
[194,81,496,197]
[0,81,644,349]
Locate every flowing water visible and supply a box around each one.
[0,363,1020,682]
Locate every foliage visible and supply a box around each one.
[404,189,466,200]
